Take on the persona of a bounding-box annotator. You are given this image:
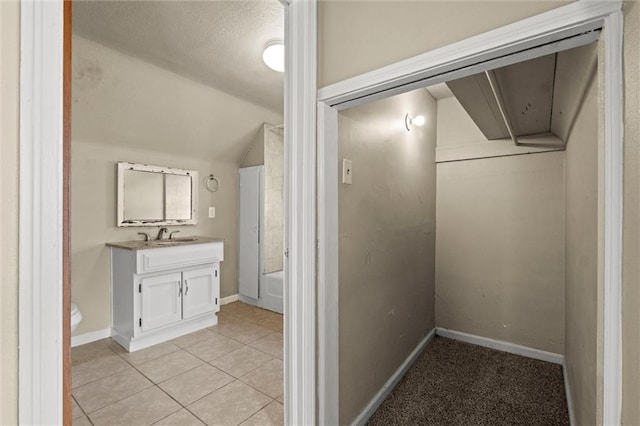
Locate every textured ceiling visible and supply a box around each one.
[73,0,284,113]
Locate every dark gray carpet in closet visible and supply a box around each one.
[367,336,569,426]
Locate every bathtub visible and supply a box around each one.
[261,270,283,314]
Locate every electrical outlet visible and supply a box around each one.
[208,207,216,218]
[342,158,353,184]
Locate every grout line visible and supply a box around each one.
[81,381,156,417]
[72,363,133,391]
[237,397,278,426]
[80,353,199,418]
[71,394,93,425]
[73,304,284,425]
[207,353,274,380]
[134,360,203,388]
[182,405,210,426]
[149,384,188,424]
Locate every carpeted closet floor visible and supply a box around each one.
[367,336,569,426]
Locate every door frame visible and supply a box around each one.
[18,0,317,424]
[317,1,623,424]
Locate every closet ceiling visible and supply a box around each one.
[445,44,597,145]
[73,0,284,112]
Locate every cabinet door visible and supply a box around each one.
[182,265,219,319]
[140,272,182,332]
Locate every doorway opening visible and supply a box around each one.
[318,3,622,425]
[68,2,285,424]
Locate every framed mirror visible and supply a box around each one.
[117,162,198,227]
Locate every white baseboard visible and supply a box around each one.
[71,327,111,348]
[563,359,576,426]
[352,328,436,426]
[220,294,239,305]
[435,328,563,365]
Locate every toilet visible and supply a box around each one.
[71,303,82,333]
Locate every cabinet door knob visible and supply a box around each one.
[184,280,189,295]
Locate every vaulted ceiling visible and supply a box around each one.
[73,0,284,113]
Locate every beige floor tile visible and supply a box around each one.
[240,401,284,426]
[240,359,283,398]
[212,316,273,344]
[105,338,128,354]
[249,333,283,359]
[210,345,273,378]
[71,339,115,366]
[158,364,234,406]
[153,409,205,426]
[170,328,218,349]
[89,387,180,426]
[187,381,271,426]
[239,308,271,324]
[276,394,284,404]
[185,332,243,362]
[72,353,131,388]
[221,302,257,318]
[72,415,92,426]
[72,397,84,419]
[256,315,283,332]
[257,310,282,323]
[120,341,181,366]
[215,310,234,323]
[73,368,153,413]
[137,350,203,383]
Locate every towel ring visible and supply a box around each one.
[205,174,220,192]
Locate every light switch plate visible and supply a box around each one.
[342,158,353,184]
[208,207,216,218]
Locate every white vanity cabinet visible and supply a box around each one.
[108,239,223,352]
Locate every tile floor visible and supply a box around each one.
[71,302,283,426]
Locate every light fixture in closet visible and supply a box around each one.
[404,113,426,131]
[263,41,285,72]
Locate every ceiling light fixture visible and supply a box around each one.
[405,113,426,131]
[263,41,285,72]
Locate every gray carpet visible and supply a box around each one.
[367,336,569,426]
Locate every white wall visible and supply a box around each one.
[436,152,566,353]
[435,89,566,354]
[0,1,20,423]
[436,97,487,147]
[318,1,570,87]
[72,35,282,336]
[338,89,437,424]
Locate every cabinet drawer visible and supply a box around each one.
[136,242,224,274]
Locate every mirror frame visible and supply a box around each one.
[116,161,198,227]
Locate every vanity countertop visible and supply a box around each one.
[106,236,224,251]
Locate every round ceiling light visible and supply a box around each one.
[263,42,285,72]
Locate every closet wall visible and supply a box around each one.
[434,98,566,354]
[561,44,600,426]
[338,89,437,424]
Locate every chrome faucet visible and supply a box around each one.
[169,230,180,240]
[137,232,151,242]
[156,227,169,241]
